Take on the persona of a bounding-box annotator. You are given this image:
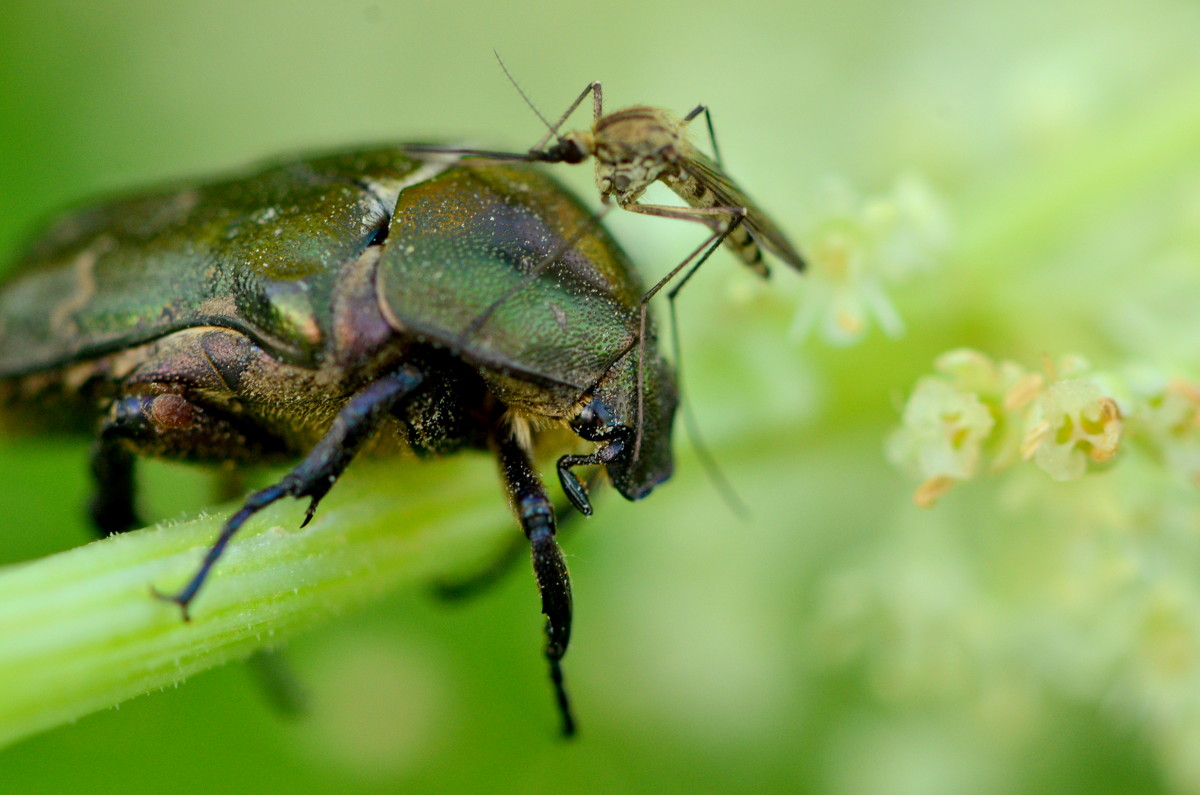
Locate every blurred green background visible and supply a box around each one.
[2,0,1200,792]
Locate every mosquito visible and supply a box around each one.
[529,85,804,282]
[411,62,806,471]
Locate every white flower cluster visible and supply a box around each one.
[887,349,1124,506]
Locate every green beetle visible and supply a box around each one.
[0,146,679,736]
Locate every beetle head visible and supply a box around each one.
[578,344,677,501]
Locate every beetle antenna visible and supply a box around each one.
[494,50,559,138]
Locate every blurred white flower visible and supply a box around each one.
[886,378,994,508]
[1021,380,1122,480]
[792,174,950,345]
[1132,377,1200,488]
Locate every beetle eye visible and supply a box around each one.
[571,398,618,441]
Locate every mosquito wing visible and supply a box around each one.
[681,148,805,272]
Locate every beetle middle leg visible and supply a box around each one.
[151,364,425,618]
[493,431,576,737]
[432,471,598,602]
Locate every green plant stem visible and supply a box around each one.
[0,454,510,749]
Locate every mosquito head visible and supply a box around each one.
[542,131,593,165]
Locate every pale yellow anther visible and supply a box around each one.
[1004,373,1045,412]
[914,475,956,509]
[1021,419,1051,461]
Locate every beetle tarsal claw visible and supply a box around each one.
[556,464,593,516]
[149,585,193,622]
[300,497,320,528]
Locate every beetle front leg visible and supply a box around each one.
[156,364,425,619]
[557,441,626,517]
[495,433,576,737]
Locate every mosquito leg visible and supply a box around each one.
[525,79,603,152]
[622,201,744,231]
[617,224,730,466]
[664,219,753,520]
[668,214,749,299]
[683,104,726,170]
[623,201,765,278]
